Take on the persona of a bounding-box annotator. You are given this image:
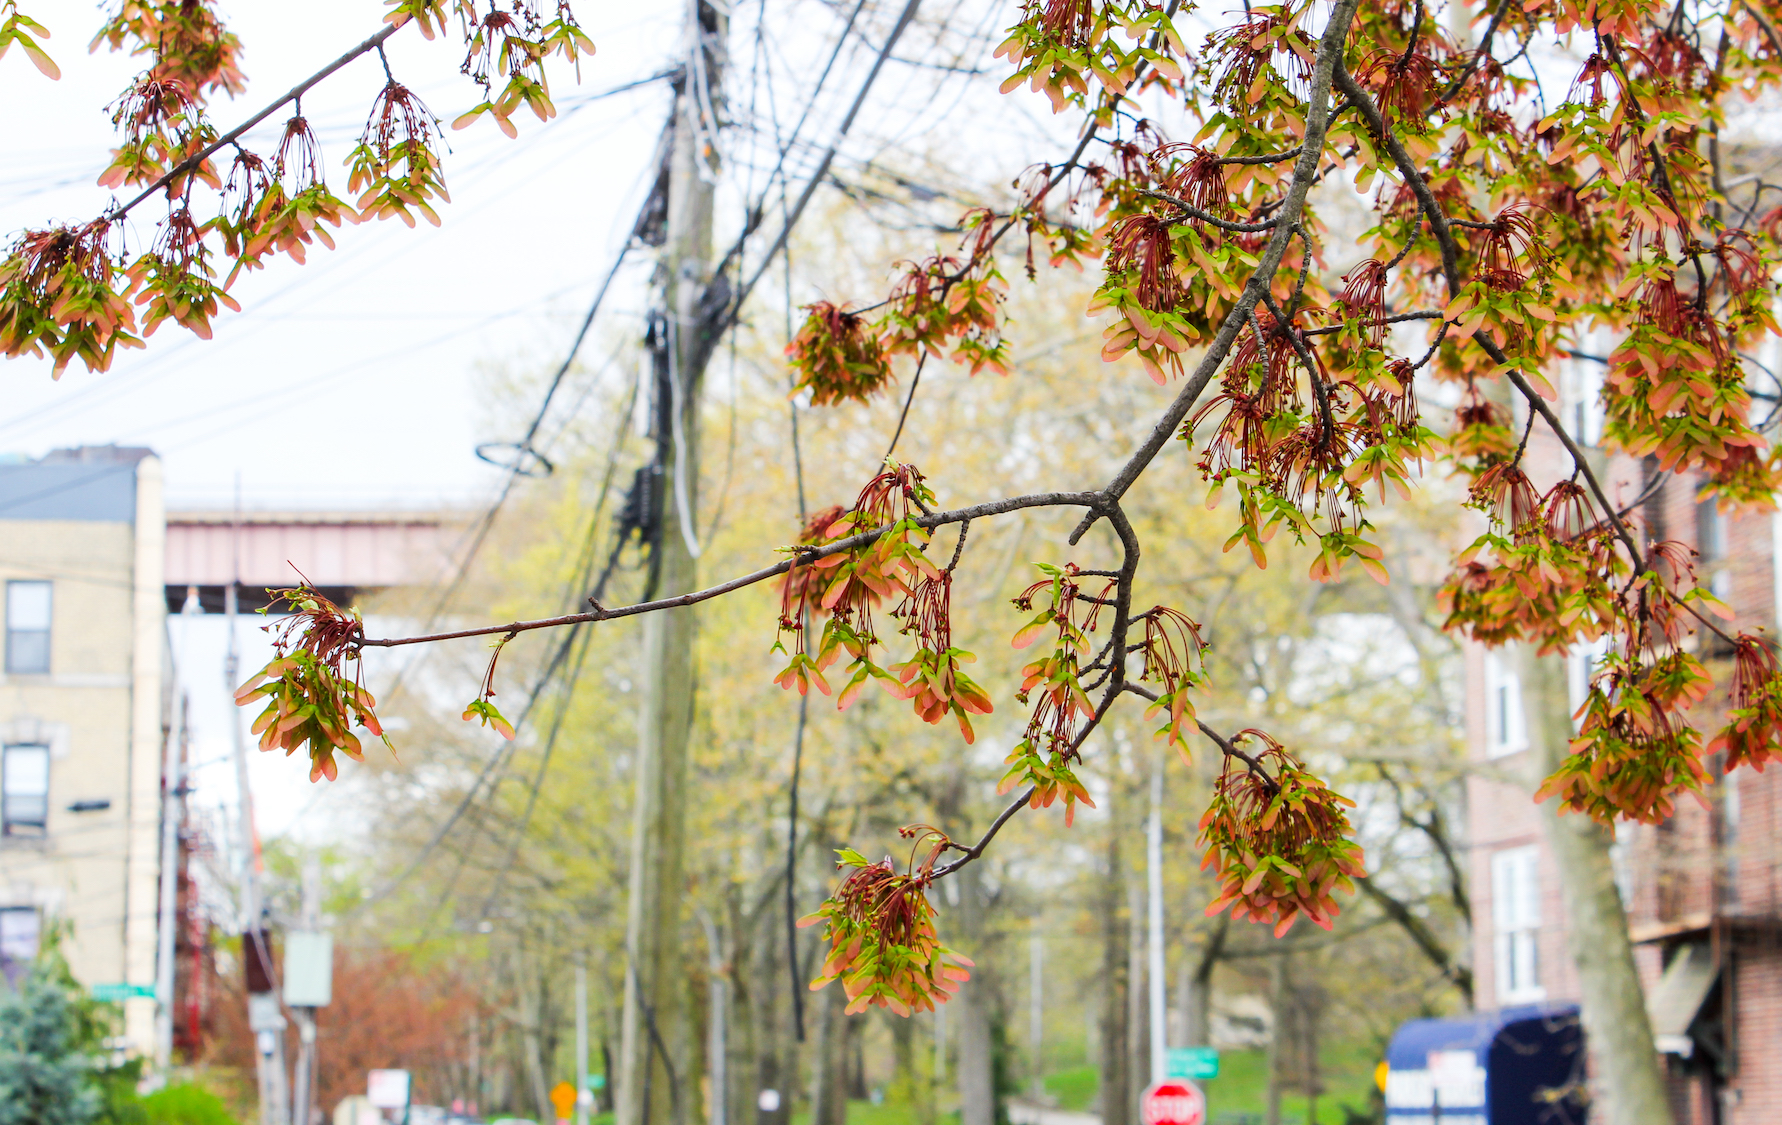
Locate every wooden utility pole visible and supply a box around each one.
[616,5,724,1124]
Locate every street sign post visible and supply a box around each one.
[91,983,155,1002]
[550,1082,578,1123]
[1165,1047,1220,1081]
[1140,1081,1207,1125]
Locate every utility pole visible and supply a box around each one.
[616,4,724,1125]
[154,686,188,1070]
[291,855,322,1125]
[1145,757,1166,1086]
[576,957,591,1125]
[229,490,289,1125]
[1028,927,1043,1100]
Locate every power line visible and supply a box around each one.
[356,317,645,915]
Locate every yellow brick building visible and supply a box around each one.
[0,445,166,1054]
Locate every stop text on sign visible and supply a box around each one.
[1140,1081,1205,1125]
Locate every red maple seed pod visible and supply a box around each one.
[1152,143,1228,214]
[1337,258,1388,346]
[1471,462,1541,536]
[1542,480,1596,541]
[1105,214,1182,312]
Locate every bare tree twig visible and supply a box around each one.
[930,786,1037,879]
[108,22,403,221]
[360,491,1098,647]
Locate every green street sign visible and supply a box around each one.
[1166,1047,1219,1080]
[589,1075,607,1091]
[91,983,155,1002]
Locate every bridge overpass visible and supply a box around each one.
[163,510,462,612]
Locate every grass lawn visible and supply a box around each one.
[1044,1065,1098,1113]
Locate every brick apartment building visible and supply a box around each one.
[1464,353,1782,1124]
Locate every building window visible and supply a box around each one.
[1483,650,1527,757]
[1567,636,1611,731]
[5,580,51,674]
[2,743,50,835]
[1492,845,1544,1003]
[0,907,38,985]
[1561,328,1607,446]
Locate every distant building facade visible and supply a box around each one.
[0,445,167,1051]
[0,444,458,1063]
[1464,368,1782,1124]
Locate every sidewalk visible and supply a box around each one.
[1005,1101,1102,1125]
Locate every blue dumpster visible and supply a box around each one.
[1383,1004,1588,1125]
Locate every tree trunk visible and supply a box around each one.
[724,886,759,1125]
[809,983,849,1125]
[956,858,996,1125]
[1098,829,1130,1125]
[1264,954,1285,1125]
[1126,876,1148,1112]
[1519,643,1674,1125]
[1182,916,1227,1049]
[889,1008,937,1125]
[617,10,724,1125]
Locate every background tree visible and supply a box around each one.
[11,1,1782,1123]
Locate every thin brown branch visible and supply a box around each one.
[1334,60,1643,566]
[1744,0,1782,59]
[1138,189,1281,233]
[1300,310,1444,336]
[1119,683,1280,795]
[1440,0,1516,102]
[930,786,1037,879]
[359,491,1098,647]
[1217,145,1303,166]
[108,22,403,221]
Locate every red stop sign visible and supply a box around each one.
[1141,1081,1206,1125]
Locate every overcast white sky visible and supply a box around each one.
[1,0,1083,850]
[0,0,683,510]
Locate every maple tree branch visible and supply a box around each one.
[1139,189,1280,232]
[107,21,403,221]
[358,491,1098,647]
[1440,0,1516,102]
[1071,0,1363,545]
[1120,683,1280,795]
[1300,310,1444,336]
[1744,0,1782,58]
[1334,59,1643,567]
[1217,145,1303,166]
[929,785,1037,880]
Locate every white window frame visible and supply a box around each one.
[1492,845,1545,1004]
[1484,650,1528,757]
[1,743,50,835]
[4,580,51,675]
